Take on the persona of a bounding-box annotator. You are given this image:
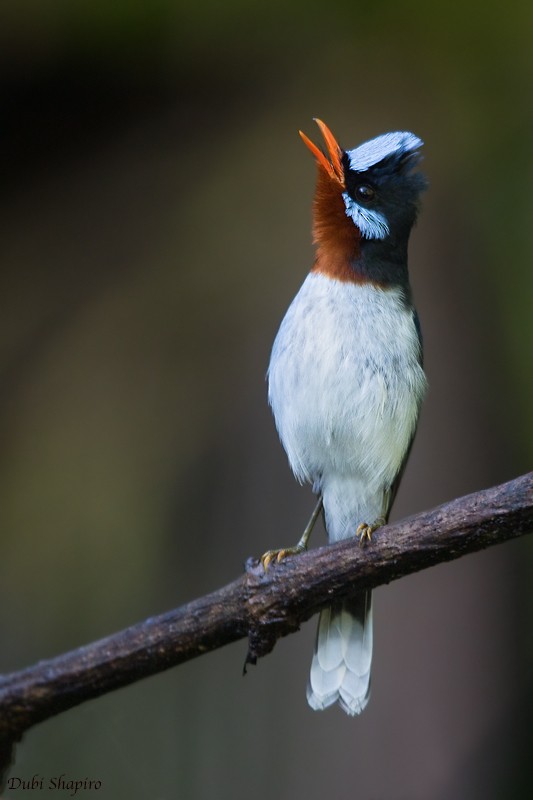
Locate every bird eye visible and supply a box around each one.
[355,184,375,203]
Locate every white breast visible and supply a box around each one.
[268,272,427,503]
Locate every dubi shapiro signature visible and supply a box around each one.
[4,775,102,797]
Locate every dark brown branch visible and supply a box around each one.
[1,472,532,778]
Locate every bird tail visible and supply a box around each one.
[307,591,373,716]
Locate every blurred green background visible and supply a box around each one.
[1,1,532,798]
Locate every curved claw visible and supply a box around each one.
[260,544,307,571]
[356,516,386,545]
[356,522,374,543]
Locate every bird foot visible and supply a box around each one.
[260,499,322,571]
[260,543,307,571]
[356,516,386,545]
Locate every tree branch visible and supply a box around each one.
[1,472,532,779]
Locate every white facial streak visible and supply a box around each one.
[342,192,389,239]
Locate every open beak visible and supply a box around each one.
[299,119,344,185]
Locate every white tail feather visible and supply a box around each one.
[316,607,344,671]
[307,593,373,716]
[344,592,373,675]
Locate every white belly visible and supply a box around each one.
[268,273,426,537]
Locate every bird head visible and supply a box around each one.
[299,119,426,284]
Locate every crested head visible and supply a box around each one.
[299,120,427,286]
[342,131,426,241]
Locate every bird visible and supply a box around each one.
[262,119,427,715]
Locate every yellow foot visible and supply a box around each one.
[260,543,307,571]
[356,516,386,544]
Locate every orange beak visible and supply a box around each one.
[299,118,344,185]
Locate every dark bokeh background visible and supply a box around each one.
[1,2,532,798]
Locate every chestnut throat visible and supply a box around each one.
[310,169,410,291]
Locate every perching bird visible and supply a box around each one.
[262,120,427,715]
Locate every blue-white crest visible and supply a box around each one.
[346,132,423,173]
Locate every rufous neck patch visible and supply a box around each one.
[310,167,365,284]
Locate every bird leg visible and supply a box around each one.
[356,489,391,543]
[261,498,323,570]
